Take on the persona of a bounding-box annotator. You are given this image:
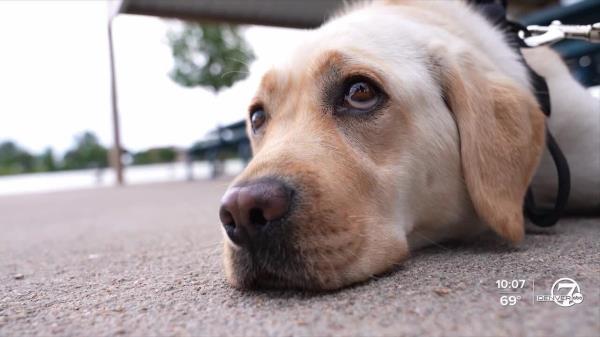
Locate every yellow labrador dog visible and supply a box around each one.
[218,0,600,290]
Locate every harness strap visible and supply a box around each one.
[524,132,571,227]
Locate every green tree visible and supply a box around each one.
[0,141,35,175]
[167,23,254,92]
[38,148,57,172]
[62,132,108,170]
[132,147,177,165]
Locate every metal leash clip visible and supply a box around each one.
[519,20,600,47]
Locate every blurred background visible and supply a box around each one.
[0,0,598,196]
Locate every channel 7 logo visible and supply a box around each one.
[536,278,584,307]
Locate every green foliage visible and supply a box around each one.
[62,132,108,170]
[39,148,57,172]
[167,23,254,92]
[0,141,35,175]
[0,132,182,176]
[132,147,177,165]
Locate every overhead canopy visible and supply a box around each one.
[117,0,344,28]
[114,0,600,79]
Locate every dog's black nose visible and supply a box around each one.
[219,179,292,246]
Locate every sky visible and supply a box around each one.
[0,0,306,155]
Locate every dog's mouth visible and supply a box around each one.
[220,176,323,289]
[224,234,321,289]
[223,214,372,290]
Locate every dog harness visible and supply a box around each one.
[471,0,572,227]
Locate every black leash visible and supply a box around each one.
[525,132,571,227]
[471,0,571,227]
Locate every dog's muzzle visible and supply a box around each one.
[219,178,310,288]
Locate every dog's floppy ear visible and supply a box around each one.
[431,46,546,243]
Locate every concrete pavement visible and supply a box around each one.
[0,179,598,337]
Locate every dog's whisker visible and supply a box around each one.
[220,70,250,80]
[410,231,452,251]
[227,57,251,68]
[197,241,221,252]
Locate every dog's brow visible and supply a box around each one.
[312,50,388,89]
[258,70,280,96]
[247,98,262,112]
[312,50,347,80]
[252,69,292,113]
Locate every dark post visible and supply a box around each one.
[108,18,124,185]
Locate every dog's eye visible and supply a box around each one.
[345,81,376,108]
[336,78,382,115]
[250,108,266,132]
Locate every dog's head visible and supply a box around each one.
[219,3,545,290]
